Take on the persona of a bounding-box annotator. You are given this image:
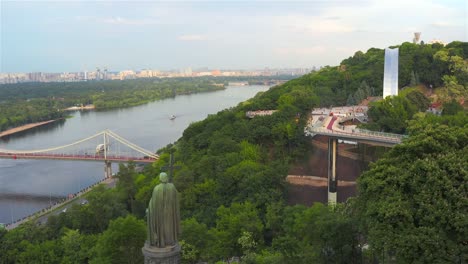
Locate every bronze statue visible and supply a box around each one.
[147,172,180,247]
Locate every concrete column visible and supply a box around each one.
[328,137,337,204]
[104,161,112,179]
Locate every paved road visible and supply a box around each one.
[36,177,116,225]
[7,177,116,229]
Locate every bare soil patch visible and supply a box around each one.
[0,120,57,138]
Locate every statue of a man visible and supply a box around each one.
[147,172,180,248]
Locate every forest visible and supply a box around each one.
[0,42,466,263]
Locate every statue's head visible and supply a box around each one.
[159,172,168,183]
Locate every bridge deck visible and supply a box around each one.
[0,152,156,163]
[305,127,403,146]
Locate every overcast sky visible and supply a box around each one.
[1,0,467,73]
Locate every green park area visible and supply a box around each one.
[0,41,466,263]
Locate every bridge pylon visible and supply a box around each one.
[104,160,112,179]
[327,138,338,204]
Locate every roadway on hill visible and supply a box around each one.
[6,177,116,230]
[35,178,117,226]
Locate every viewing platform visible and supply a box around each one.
[305,106,405,146]
[245,110,277,118]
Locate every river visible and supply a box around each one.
[0,85,271,224]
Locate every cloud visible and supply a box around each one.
[75,16,160,25]
[430,21,457,27]
[274,46,327,56]
[257,0,461,37]
[177,34,206,41]
[319,0,462,33]
[262,14,355,34]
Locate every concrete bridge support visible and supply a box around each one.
[104,161,112,179]
[328,138,337,204]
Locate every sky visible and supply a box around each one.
[1,0,467,73]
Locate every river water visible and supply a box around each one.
[0,85,270,224]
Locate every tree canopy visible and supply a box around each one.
[356,114,468,263]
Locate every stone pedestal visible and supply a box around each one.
[142,242,181,264]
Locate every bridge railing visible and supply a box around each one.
[354,128,407,140]
[306,126,405,143]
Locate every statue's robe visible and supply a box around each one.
[147,181,180,247]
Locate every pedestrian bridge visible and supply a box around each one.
[0,130,159,178]
[305,126,404,147]
[304,116,406,204]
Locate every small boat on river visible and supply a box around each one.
[170,115,176,120]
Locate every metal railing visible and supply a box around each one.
[305,126,405,144]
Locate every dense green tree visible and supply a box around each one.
[91,215,146,264]
[180,218,210,263]
[60,229,97,264]
[207,202,264,260]
[442,99,464,115]
[366,95,417,133]
[80,185,128,233]
[405,90,430,111]
[266,203,362,264]
[16,240,62,264]
[115,162,138,214]
[356,121,468,263]
[0,222,55,263]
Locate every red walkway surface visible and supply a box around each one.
[327,116,337,130]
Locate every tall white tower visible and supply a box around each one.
[383,48,399,98]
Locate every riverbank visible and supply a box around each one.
[64,104,95,111]
[0,85,271,224]
[0,119,58,138]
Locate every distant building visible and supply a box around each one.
[96,68,101,80]
[119,70,136,80]
[138,70,153,78]
[246,110,277,118]
[413,32,421,44]
[383,48,399,98]
[429,39,446,46]
[28,72,44,82]
[185,67,192,76]
[197,71,213,76]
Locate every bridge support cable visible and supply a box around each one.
[0,131,105,154]
[0,129,158,163]
[105,130,157,158]
[327,138,338,205]
[105,130,159,159]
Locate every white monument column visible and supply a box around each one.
[383,48,399,98]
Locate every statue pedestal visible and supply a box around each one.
[142,242,181,264]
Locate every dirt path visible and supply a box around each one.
[286,175,358,205]
[0,120,57,138]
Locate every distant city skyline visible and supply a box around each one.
[1,0,467,73]
[0,67,312,84]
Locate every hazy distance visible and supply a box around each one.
[1,0,466,73]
